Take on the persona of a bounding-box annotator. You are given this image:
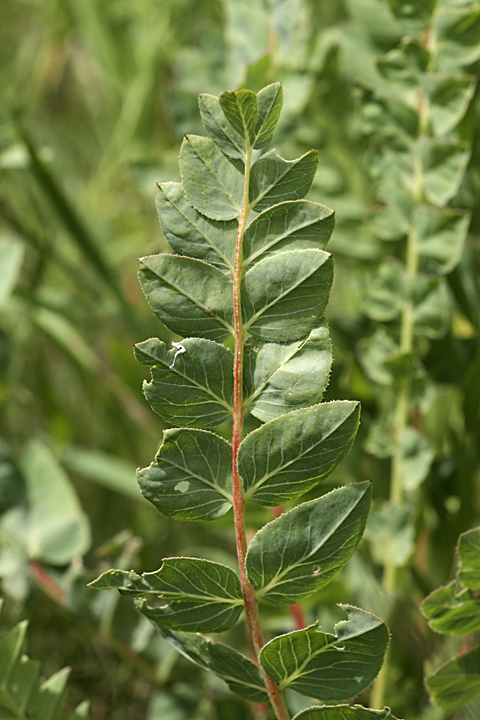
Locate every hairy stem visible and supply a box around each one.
[231,147,290,720]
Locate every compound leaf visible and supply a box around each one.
[136,427,232,521]
[136,337,233,429]
[259,606,389,701]
[198,93,246,159]
[138,255,234,341]
[293,706,396,720]
[427,646,480,711]
[156,182,237,273]
[239,401,360,506]
[242,249,333,342]
[243,200,335,267]
[180,135,244,220]
[249,150,318,212]
[246,482,371,603]
[219,89,258,145]
[244,321,332,422]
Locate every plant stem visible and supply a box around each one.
[231,146,290,720]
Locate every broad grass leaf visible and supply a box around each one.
[136,427,232,521]
[259,605,389,701]
[422,583,480,636]
[147,627,268,703]
[219,89,258,144]
[198,93,246,159]
[138,255,234,341]
[244,321,332,422]
[246,482,371,603]
[156,182,237,273]
[242,249,333,342]
[459,528,480,591]
[136,337,233,428]
[243,200,334,267]
[180,135,244,220]
[427,647,480,710]
[418,138,470,207]
[293,705,396,719]
[423,74,477,137]
[249,149,318,212]
[91,558,243,633]
[239,401,360,506]
[415,205,470,275]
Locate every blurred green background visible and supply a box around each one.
[1,0,479,718]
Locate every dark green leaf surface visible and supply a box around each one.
[293,706,395,720]
[249,150,319,212]
[137,427,232,521]
[198,93,246,159]
[418,138,470,207]
[219,89,258,144]
[138,255,234,341]
[259,606,389,701]
[423,74,477,137]
[253,83,283,149]
[427,646,480,710]
[242,249,333,342]
[239,401,360,506]
[415,205,469,275]
[136,337,233,429]
[459,528,480,591]
[244,321,332,422]
[180,135,244,220]
[243,200,335,267]
[156,182,237,273]
[148,627,268,703]
[422,583,480,636]
[246,482,371,603]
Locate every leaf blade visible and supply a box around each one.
[249,150,319,212]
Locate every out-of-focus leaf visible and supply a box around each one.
[363,260,404,322]
[365,502,415,568]
[458,528,480,591]
[60,446,140,500]
[415,205,470,275]
[0,235,24,308]
[423,74,477,137]
[418,138,470,207]
[412,277,450,339]
[400,427,435,492]
[433,7,480,72]
[427,647,480,711]
[422,583,480,636]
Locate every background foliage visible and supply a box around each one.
[0,0,479,718]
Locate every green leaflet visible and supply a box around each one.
[198,93,246,159]
[423,74,477,137]
[179,135,244,220]
[138,255,234,341]
[259,605,389,701]
[427,647,480,711]
[242,249,333,342]
[0,236,24,308]
[422,583,480,636]
[293,706,395,720]
[244,321,332,423]
[253,83,283,149]
[89,558,243,633]
[412,276,450,339]
[135,337,233,429]
[415,204,470,275]
[363,260,404,322]
[147,626,268,703]
[239,401,360,506]
[459,528,480,591]
[219,89,259,145]
[433,6,480,72]
[249,149,319,212]
[156,182,237,273]
[388,0,435,35]
[246,482,371,603]
[243,200,335,267]
[418,138,471,208]
[136,427,232,521]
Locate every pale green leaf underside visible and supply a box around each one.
[244,321,332,423]
[459,528,480,591]
[243,200,335,268]
[249,149,319,213]
[239,401,360,506]
[156,182,237,273]
[198,93,246,159]
[90,558,243,633]
[148,626,268,703]
[427,646,480,711]
[138,254,234,341]
[137,427,232,521]
[220,89,258,145]
[246,482,371,603]
[180,135,244,220]
[293,706,395,720]
[242,249,333,342]
[422,583,480,636]
[259,605,389,701]
[136,337,233,429]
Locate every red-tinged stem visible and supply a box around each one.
[232,146,290,720]
[289,603,307,631]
